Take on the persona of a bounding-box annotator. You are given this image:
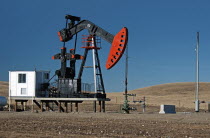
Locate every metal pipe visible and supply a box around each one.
[8,98,10,111]
[122,44,129,114]
[195,32,200,112]
[92,36,97,93]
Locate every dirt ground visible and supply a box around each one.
[1,82,210,137]
[1,106,210,138]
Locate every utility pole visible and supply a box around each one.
[122,45,130,113]
[195,32,200,112]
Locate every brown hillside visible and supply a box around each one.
[107,82,210,110]
[0,81,8,97]
[1,81,210,110]
[131,82,210,96]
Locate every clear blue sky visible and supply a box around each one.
[1,0,210,92]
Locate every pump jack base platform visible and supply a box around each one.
[10,97,110,113]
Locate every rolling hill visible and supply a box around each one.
[1,81,210,110]
[0,81,8,97]
[107,82,210,110]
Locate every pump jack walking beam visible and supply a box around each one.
[58,20,114,43]
[57,16,128,70]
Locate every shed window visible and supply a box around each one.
[21,88,27,95]
[44,73,49,79]
[18,74,26,83]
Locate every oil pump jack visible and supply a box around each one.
[50,15,128,99]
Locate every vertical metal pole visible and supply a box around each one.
[41,101,43,112]
[46,102,49,111]
[9,90,11,112]
[93,101,96,112]
[24,101,26,111]
[125,44,128,97]
[94,44,105,94]
[32,70,35,112]
[75,102,78,112]
[99,101,101,112]
[9,72,11,112]
[65,102,68,113]
[70,102,73,112]
[58,101,61,113]
[122,44,129,114]
[195,32,200,112]
[92,36,97,93]
[102,101,105,112]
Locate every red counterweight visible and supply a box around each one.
[106,27,128,69]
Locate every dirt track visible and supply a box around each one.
[0,111,210,138]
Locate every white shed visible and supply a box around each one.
[9,71,50,97]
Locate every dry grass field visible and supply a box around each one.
[0,81,8,97]
[1,81,210,137]
[2,81,210,110]
[107,82,210,111]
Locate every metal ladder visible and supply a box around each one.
[80,35,105,94]
[91,36,105,94]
